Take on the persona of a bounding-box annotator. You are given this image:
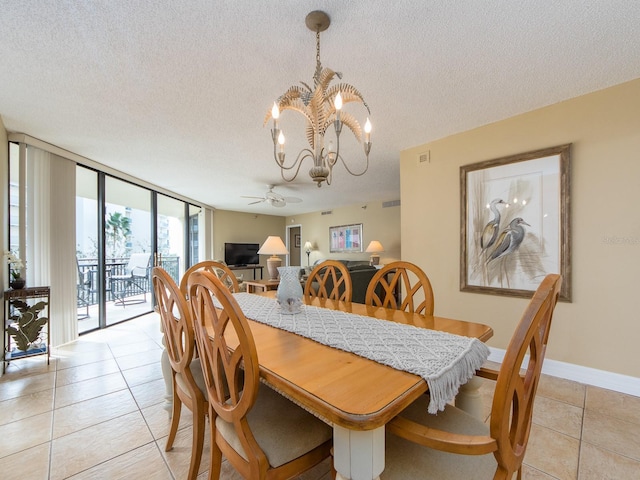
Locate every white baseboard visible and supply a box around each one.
[488,347,640,398]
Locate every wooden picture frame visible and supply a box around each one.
[329,223,363,253]
[460,144,571,301]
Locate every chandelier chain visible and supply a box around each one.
[314,29,322,85]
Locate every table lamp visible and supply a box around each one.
[258,236,289,280]
[303,241,313,266]
[365,240,385,266]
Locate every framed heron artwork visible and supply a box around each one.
[460,144,571,301]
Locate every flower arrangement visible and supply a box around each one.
[4,251,24,280]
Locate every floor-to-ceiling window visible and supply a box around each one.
[157,194,186,284]
[75,166,202,334]
[104,176,153,326]
[76,167,99,332]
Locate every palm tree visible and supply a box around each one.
[105,212,132,258]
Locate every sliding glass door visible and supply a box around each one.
[75,166,202,334]
[104,177,153,326]
[76,167,99,333]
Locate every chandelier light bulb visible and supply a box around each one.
[334,92,343,111]
[278,131,285,148]
[364,117,372,142]
[271,102,280,119]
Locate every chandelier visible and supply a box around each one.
[265,10,372,187]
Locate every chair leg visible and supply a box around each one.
[208,417,222,480]
[187,402,206,480]
[166,387,182,451]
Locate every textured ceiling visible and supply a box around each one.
[1,1,639,215]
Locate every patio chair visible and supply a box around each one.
[110,252,152,306]
[77,259,94,319]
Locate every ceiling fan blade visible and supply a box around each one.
[248,200,264,205]
[241,195,265,200]
[283,196,302,203]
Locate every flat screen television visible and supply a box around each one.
[224,242,260,266]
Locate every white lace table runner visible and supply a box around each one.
[228,293,489,414]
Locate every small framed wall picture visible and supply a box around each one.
[329,223,363,253]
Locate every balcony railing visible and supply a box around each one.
[77,256,180,309]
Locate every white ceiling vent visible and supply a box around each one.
[382,200,401,208]
[321,210,333,215]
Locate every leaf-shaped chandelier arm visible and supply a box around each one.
[335,111,363,143]
[306,123,316,149]
[263,88,311,125]
[326,83,371,114]
[310,88,326,142]
[316,67,341,92]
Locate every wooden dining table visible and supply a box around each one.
[217,292,493,480]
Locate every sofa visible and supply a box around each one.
[309,259,379,304]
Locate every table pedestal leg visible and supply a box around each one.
[455,375,484,419]
[333,425,384,480]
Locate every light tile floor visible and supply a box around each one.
[1,313,639,479]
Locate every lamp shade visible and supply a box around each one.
[303,241,313,253]
[258,236,289,280]
[258,236,289,255]
[365,240,385,253]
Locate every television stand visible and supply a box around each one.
[228,265,263,280]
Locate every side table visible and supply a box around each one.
[244,279,280,294]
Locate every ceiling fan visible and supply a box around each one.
[241,185,302,208]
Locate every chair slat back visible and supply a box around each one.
[491,273,562,477]
[152,267,195,374]
[188,270,260,424]
[365,261,434,315]
[180,260,240,297]
[304,260,352,302]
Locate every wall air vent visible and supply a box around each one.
[382,200,401,208]
[321,210,333,215]
[418,150,430,164]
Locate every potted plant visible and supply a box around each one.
[4,251,25,289]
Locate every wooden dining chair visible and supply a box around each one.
[381,273,562,480]
[365,261,434,315]
[188,270,333,480]
[180,260,241,297]
[304,260,353,302]
[152,267,208,480]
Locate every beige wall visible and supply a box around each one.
[286,201,401,268]
[401,78,640,378]
[212,210,286,271]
